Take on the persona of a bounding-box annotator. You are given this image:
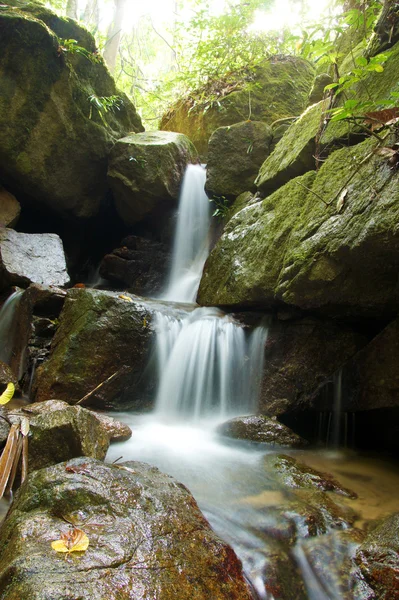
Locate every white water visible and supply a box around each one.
[161,164,210,303]
[0,290,23,365]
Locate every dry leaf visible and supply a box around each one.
[336,188,348,213]
[20,417,30,437]
[119,294,133,302]
[51,528,89,553]
[374,147,398,158]
[0,382,15,405]
[364,108,399,130]
[65,463,91,475]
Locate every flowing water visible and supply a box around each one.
[161,164,210,303]
[103,165,399,598]
[0,290,23,365]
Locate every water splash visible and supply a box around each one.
[162,164,210,303]
[155,307,268,421]
[0,290,23,365]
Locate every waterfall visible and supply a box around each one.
[0,290,23,365]
[155,307,268,421]
[162,164,210,303]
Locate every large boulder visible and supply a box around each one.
[0,2,143,221]
[0,186,20,227]
[0,229,70,291]
[0,457,253,599]
[205,121,273,198]
[32,289,156,410]
[108,131,199,227]
[198,137,399,319]
[99,235,170,296]
[160,57,315,158]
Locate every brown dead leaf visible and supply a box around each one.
[51,527,89,553]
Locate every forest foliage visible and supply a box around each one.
[39,0,395,126]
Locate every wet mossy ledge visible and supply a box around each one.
[0,1,143,221]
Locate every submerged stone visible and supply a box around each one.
[0,457,253,599]
[0,229,70,291]
[217,414,308,447]
[108,131,199,226]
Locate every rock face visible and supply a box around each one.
[0,457,252,600]
[260,316,365,415]
[100,235,170,296]
[11,400,110,471]
[199,137,399,319]
[160,57,315,157]
[205,121,273,198]
[0,229,70,291]
[0,1,143,221]
[356,513,399,600]
[0,186,20,227]
[217,415,308,447]
[108,131,199,226]
[33,289,156,410]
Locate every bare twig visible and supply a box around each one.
[75,369,124,406]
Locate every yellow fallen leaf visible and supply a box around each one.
[51,528,89,553]
[0,383,15,405]
[119,294,133,303]
[143,318,147,327]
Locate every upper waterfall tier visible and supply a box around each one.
[161,164,210,303]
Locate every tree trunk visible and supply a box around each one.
[83,0,100,33]
[103,0,127,74]
[66,0,78,20]
[366,0,399,56]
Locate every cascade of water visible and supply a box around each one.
[162,164,210,303]
[155,307,268,421]
[0,290,23,365]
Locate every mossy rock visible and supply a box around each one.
[199,137,399,319]
[0,2,143,221]
[205,120,273,198]
[217,414,308,447]
[32,289,156,410]
[160,56,315,158]
[108,131,198,226]
[0,457,253,599]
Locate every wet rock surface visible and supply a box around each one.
[263,454,357,498]
[0,457,253,600]
[10,400,110,471]
[100,235,170,296]
[217,414,308,447]
[108,131,198,227]
[92,411,132,442]
[0,229,70,291]
[205,120,273,197]
[356,513,399,600]
[33,289,156,410]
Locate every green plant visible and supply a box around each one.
[88,94,123,126]
[209,195,230,219]
[58,38,101,64]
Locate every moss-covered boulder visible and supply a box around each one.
[255,101,324,195]
[0,2,143,221]
[0,229,70,291]
[108,131,198,226]
[160,57,315,158]
[32,289,156,410]
[356,513,399,599]
[10,400,110,471]
[0,457,253,599]
[205,121,273,198]
[217,415,308,447]
[0,186,20,227]
[199,137,399,319]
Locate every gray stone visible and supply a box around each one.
[108,131,199,226]
[217,414,308,447]
[0,229,70,290]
